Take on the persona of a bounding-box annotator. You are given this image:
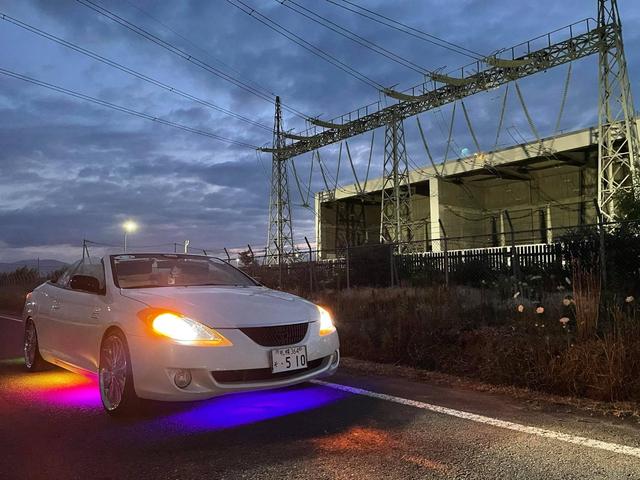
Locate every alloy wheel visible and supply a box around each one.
[99,334,128,411]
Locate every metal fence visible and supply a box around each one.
[222,220,639,296]
[2,220,637,296]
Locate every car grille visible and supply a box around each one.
[240,322,309,347]
[211,357,325,384]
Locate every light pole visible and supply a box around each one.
[122,220,138,252]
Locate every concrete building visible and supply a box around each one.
[315,119,639,254]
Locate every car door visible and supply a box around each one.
[40,260,81,360]
[56,258,108,372]
[32,282,59,357]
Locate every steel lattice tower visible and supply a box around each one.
[380,116,413,247]
[266,96,295,265]
[597,0,640,220]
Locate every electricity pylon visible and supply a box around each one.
[380,116,413,248]
[262,0,638,247]
[266,97,295,265]
[597,0,640,220]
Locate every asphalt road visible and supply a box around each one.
[1,314,639,480]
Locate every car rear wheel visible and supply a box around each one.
[24,319,47,371]
[99,330,139,415]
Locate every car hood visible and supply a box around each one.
[119,286,320,328]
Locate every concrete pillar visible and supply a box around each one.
[314,192,322,255]
[546,203,553,244]
[429,177,442,252]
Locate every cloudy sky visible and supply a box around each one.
[0,0,638,262]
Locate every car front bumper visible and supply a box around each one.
[127,323,339,401]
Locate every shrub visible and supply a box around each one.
[313,285,640,402]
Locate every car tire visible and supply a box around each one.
[24,318,47,371]
[99,329,139,416]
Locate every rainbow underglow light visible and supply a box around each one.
[11,367,100,408]
[3,359,349,429]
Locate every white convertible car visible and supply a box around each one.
[22,253,340,414]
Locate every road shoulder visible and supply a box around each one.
[340,357,640,423]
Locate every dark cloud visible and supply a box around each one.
[0,0,638,261]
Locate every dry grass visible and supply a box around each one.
[572,262,601,341]
[313,285,640,403]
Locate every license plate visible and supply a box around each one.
[271,346,307,373]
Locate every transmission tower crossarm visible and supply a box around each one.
[274,20,614,160]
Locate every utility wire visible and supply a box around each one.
[74,0,308,120]
[121,0,273,98]
[325,0,483,60]
[275,0,431,76]
[0,12,272,132]
[226,0,384,90]
[0,67,259,149]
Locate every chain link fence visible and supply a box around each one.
[2,219,638,300]
[217,219,640,297]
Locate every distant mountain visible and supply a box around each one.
[0,259,68,274]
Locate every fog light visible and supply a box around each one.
[174,369,192,389]
[331,350,340,367]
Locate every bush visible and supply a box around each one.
[0,285,31,313]
[313,285,640,402]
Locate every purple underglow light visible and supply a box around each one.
[157,384,349,432]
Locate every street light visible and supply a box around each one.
[122,220,138,252]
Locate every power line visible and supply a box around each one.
[0,12,272,132]
[275,0,431,76]
[325,0,483,60]
[121,0,273,98]
[74,0,308,120]
[0,67,259,149]
[226,0,385,90]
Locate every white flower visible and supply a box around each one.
[625,296,635,303]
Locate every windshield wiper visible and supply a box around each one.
[122,285,161,289]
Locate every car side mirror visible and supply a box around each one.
[70,274,101,294]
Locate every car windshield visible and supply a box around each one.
[111,254,257,289]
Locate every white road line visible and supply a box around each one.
[313,380,640,460]
[0,315,22,323]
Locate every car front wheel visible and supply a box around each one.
[99,330,139,415]
[24,319,47,371]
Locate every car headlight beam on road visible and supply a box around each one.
[152,312,232,346]
[318,306,336,336]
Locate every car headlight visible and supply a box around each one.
[318,306,336,336]
[151,312,232,346]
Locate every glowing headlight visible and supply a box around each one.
[318,306,336,336]
[152,312,232,346]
